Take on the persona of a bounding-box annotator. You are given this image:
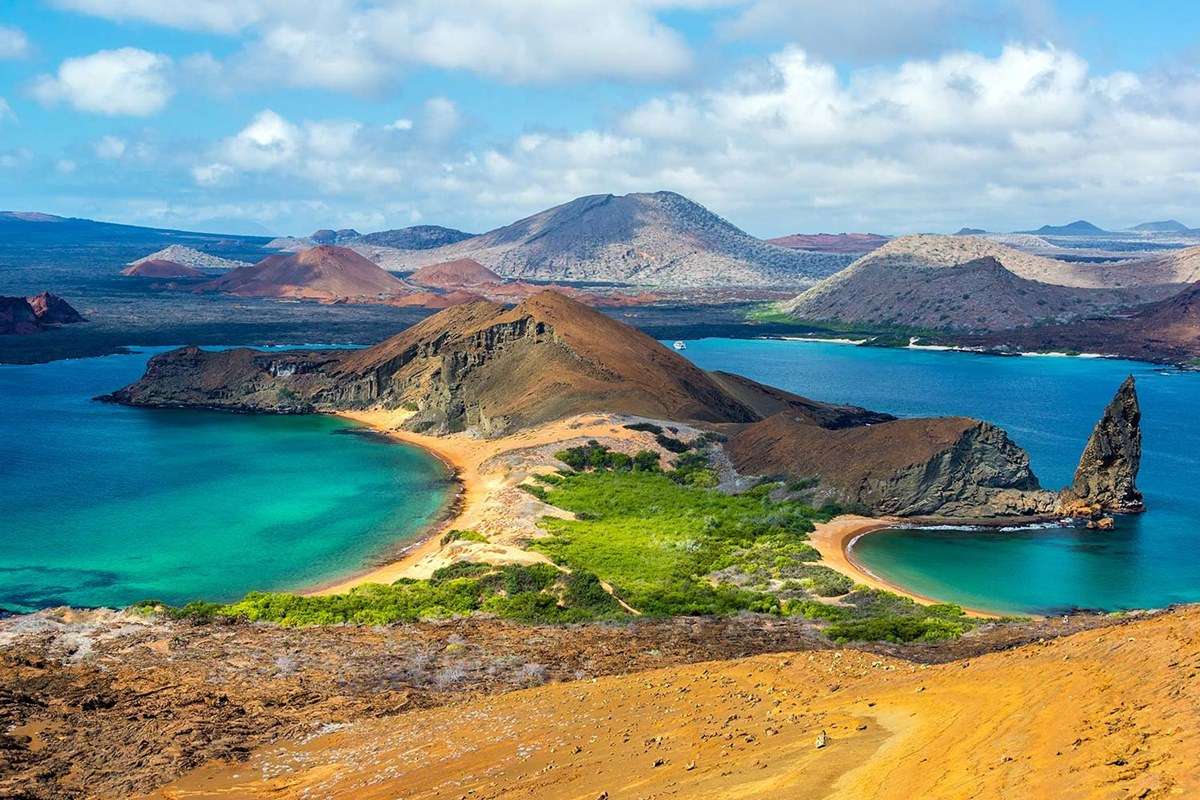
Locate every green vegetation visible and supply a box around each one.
[138,445,982,643]
[529,455,981,641]
[136,562,624,627]
[440,528,488,545]
[554,440,660,473]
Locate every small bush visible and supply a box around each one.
[654,433,691,453]
[624,422,663,434]
[440,529,488,545]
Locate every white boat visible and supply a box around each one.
[672,340,687,350]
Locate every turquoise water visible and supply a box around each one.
[0,349,449,612]
[679,339,1200,615]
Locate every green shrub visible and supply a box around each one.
[624,422,663,434]
[440,529,488,545]
[654,433,691,453]
[825,614,971,644]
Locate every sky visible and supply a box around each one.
[1,1,1200,237]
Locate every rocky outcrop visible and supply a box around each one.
[726,412,1058,517]
[1059,377,1144,514]
[26,292,84,324]
[0,297,41,335]
[1,293,84,334]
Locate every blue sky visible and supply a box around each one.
[2,1,1200,236]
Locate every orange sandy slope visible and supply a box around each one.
[152,605,1199,800]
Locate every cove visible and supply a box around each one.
[678,338,1200,615]
[0,348,449,612]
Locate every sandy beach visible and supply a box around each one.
[309,411,671,595]
[310,412,999,616]
[808,515,1000,617]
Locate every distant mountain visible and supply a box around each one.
[1130,220,1192,233]
[267,225,475,253]
[0,211,271,251]
[765,232,889,255]
[408,259,503,289]
[955,227,987,235]
[199,246,410,301]
[358,191,851,288]
[778,235,1162,332]
[355,225,474,250]
[966,280,1200,364]
[310,228,361,245]
[121,259,206,279]
[0,211,65,223]
[1024,220,1109,236]
[127,245,249,271]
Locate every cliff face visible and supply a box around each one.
[1060,376,1144,514]
[726,412,1057,517]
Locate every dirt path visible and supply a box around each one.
[149,605,1200,800]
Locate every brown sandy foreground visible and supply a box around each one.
[150,606,1200,800]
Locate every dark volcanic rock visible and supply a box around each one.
[1061,376,1144,514]
[0,297,41,335]
[26,292,85,324]
[726,412,1058,517]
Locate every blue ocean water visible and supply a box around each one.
[0,349,449,612]
[678,338,1200,614]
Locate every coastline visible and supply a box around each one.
[306,410,490,594]
[808,515,1003,619]
[306,411,671,595]
[306,415,1008,618]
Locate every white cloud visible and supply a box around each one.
[31,48,174,116]
[720,1,1057,61]
[0,98,14,123]
[55,0,696,89]
[56,159,78,174]
[94,135,128,159]
[192,162,234,186]
[50,0,264,34]
[0,26,31,59]
[387,118,413,131]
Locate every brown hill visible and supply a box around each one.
[766,232,889,254]
[964,280,1200,363]
[121,259,205,279]
[781,254,1148,332]
[106,290,1113,518]
[199,245,410,301]
[407,258,502,289]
